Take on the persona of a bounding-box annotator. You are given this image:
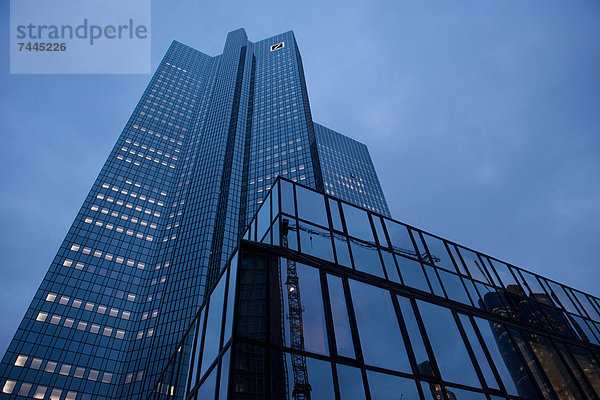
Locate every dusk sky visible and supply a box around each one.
[1,0,599,358]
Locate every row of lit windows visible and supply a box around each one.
[122,143,178,160]
[90,205,157,229]
[109,175,168,197]
[66,243,146,271]
[116,152,176,170]
[3,380,77,399]
[83,216,154,242]
[35,311,126,340]
[131,123,186,141]
[95,193,161,218]
[45,292,132,320]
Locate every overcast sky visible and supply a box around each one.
[0,1,599,357]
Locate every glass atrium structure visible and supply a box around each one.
[151,178,600,400]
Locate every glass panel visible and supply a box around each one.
[233,343,265,397]
[555,342,596,400]
[422,233,455,272]
[201,274,227,376]
[509,329,553,398]
[337,364,366,400]
[424,265,444,297]
[299,222,334,262]
[196,363,217,400]
[350,239,384,278]
[416,300,480,387]
[570,345,600,397]
[217,348,231,400]
[372,216,387,247]
[396,255,430,293]
[328,199,343,231]
[189,308,206,387]
[333,233,352,268]
[296,185,328,227]
[397,296,431,373]
[281,217,298,251]
[223,255,238,344]
[463,279,483,309]
[342,203,374,242]
[366,370,420,400]
[327,275,355,358]
[490,260,519,289]
[520,271,545,296]
[438,269,471,306]
[256,196,270,242]
[277,353,334,400]
[573,291,600,321]
[472,317,528,397]
[271,179,279,219]
[380,250,401,284]
[449,243,469,275]
[547,281,579,314]
[572,315,600,345]
[526,333,581,399]
[384,220,416,258]
[458,314,500,390]
[237,253,267,340]
[281,179,295,216]
[276,262,329,355]
[349,279,410,372]
[458,247,491,284]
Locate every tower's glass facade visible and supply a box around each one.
[152,178,600,400]
[0,29,388,399]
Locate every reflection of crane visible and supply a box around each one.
[281,219,312,400]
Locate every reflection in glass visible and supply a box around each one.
[223,258,238,344]
[570,345,600,397]
[509,329,553,398]
[273,352,334,400]
[296,185,328,227]
[366,370,420,400]
[233,343,265,398]
[422,233,455,271]
[396,255,429,293]
[298,222,334,262]
[281,179,295,216]
[424,265,444,297]
[526,333,580,399]
[350,239,384,278]
[458,247,491,284]
[217,349,231,400]
[327,275,355,358]
[555,342,596,399]
[372,216,388,248]
[189,309,206,387]
[328,199,343,231]
[397,296,431,371]
[333,232,352,268]
[337,364,365,400]
[381,250,401,284]
[201,274,227,376]
[438,269,471,306]
[275,261,329,355]
[472,317,526,398]
[349,280,411,372]
[342,203,374,242]
[196,364,217,400]
[458,314,500,390]
[416,300,480,387]
[384,220,417,258]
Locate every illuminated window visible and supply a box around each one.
[2,380,16,394]
[90,325,100,334]
[14,355,28,367]
[36,312,48,322]
[74,367,85,378]
[46,293,57,302]
[88,370,99,381]
[59,296,69,305]
[30,358,42,369]
[18,383,32,396]
[102,373,113,384]
[76,322,87,331]
[49,388,62,400]
[59,365,71,376]
[65,391,77,400]
[45,361,57,373]
[33,386,47,399]
[50,316,61,325]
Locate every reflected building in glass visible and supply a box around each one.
[150,178,600,400]
[2,28,600,400]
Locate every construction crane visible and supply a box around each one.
[281,219,312,400]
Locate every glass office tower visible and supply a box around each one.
[0,29,388,399]
[151,178,600,400]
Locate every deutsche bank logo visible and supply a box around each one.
[270,42,284,52]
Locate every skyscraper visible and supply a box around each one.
[0,29,388,399]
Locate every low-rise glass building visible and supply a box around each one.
[150,177,600,400]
